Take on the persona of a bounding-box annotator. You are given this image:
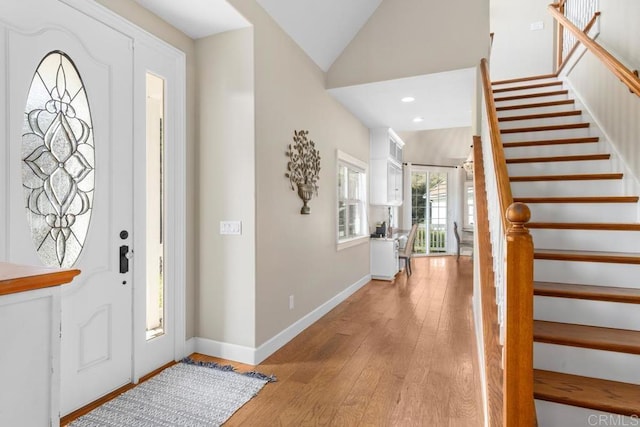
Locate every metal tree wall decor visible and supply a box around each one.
[285,130,321,214]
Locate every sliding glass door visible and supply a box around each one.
[411,169,448,255]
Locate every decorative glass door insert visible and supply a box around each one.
[22,51,94,268]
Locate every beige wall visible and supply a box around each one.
[489,0,555,80]
[228,0,370,346]
[94,0,198,337]
[598,0,640,67]
[564,0,640,183]
[401,127,473,167]
[327,0,490,89]
[195,28,256,346]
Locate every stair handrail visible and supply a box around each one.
[480,58,513,229]
[556,11,600,75]
[549,2,640,97]
[479,58,536,426]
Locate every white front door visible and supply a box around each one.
[3,1,134,415]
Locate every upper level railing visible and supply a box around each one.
[479,58,536,426]
[555,0,598,67]
[549,1,640,96]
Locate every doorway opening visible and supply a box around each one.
[411,170,448,255]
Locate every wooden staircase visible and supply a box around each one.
[492,74,640,424]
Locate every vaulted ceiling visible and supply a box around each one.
[134,0,482,135]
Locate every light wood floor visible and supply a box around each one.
[63,256,483,426]
[194,255,484,426]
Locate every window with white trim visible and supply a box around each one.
[337,151,368,249]
[464,181,475,229]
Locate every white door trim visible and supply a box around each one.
[60,0,187,379]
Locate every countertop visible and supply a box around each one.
[0,262,80,296]
[370,229,410,241]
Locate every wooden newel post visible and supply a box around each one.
[504,202,537,426]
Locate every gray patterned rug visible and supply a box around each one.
[69,359,275,427]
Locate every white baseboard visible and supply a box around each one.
[184,337,196,358]
[253,274,371,364]
[190,337,256,365]
[184,274,372,365]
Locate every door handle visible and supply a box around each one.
[120,245,130,274]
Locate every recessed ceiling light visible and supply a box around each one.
[401,96,415,103]
[413,117,424,123]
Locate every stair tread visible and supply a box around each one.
[534,369,640,416]
[510,173,622,182]
[499,110,582,122]
[493,81,563,93]
[513,196,639,203]
[528,222,640,231]
[534,281,640,304]
[535,249,640,264]
[492,74,559,85]
[501,122,590,134]
[494,90,568,102]
[506,154,609,164]
[534,320,640,354]
[504,136,599,148]
[496,99,575,111]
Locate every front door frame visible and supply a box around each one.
[61,0,187,383]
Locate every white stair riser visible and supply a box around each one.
[535,401,635,427]
[535,400,640,427]
[495,93,569,107]
[534,296,640,329]
[499,115,583,129]
[534,259,640,288]
[504,142,600,158]
[508,159,612,176]
[526,202,637,223]
[494,85,564,97]
[531,229,640,253]
[511,180,624,197]
[497,103,576,117]
[535,343,640,384]
[501,127,591,143]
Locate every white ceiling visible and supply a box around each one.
[134,0,250,39]
[255,0,382,72]
[134,0,475,137]
[328,68,476,132]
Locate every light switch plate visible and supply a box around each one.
[530,21,544,31]
[220,220,242,235]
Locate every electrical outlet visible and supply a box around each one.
[219,221,242,235]
[289,295,294,310]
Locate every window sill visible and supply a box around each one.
[337,235,369,251]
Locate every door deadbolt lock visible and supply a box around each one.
[119,245,132,273]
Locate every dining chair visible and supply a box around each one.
[454,221,473,260]
[399,224,418,276]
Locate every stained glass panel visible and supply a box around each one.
[22,51,95,268]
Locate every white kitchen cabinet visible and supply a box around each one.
[370,128,404,206]
[370,238,399,280]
